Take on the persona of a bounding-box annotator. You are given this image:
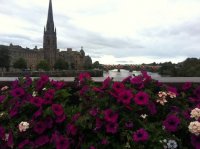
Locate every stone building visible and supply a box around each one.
[2,0,92,70]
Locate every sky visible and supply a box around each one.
[0,0,200,64]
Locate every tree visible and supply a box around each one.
[13,58,27,70]
[0,46,10,71]
[37,60,50,71]
[54,59,68,70]
[92,61,103,69]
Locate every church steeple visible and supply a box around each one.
[46,0,54,32]
[43,0,57,68]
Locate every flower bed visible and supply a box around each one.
[0,72,200,149]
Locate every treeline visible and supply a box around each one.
[158,58,200,77]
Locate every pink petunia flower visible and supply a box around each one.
[134,91,149,105]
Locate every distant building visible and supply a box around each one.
[2,0,92,70]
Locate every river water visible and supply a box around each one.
[103,69,161,78]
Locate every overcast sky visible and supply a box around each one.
[0,0,200,64]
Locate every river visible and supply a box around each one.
[103,69,161,78]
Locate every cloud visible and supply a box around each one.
[0,0,200,64]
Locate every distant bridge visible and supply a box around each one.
[102,64,161,72]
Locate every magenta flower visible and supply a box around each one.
[30,97,44,107]
[67,123,77,136]
[23,76,32,88]
[112,82,125,92]
[55,114,66,123]
[51,80,65,90]
[182,109,191,120]
[125,121,134,129]
[80,85,89,96]
[36,80,44,91]
[44,89,55,104]
[101,77,112,89]
[0,95,6,103]
[11,79,19,89]
[134,91,149,105]
[9,107,18,118]
[101,138,109,145]
[34,121,46,134]
[104,109,118,123]
[7,131,14,148]
[118,90,133,105]
[131,76,143,85]
[0,126,5,140]
[34,135,49,148]
[182,82,192,91]
[18,139,30,149]
[11,87,25,97]
[95,117,103,130]
[44,116,53,129]
[194,86,200,99]
[32,107,43,119]
[167,86,178,96]
[147,102,157,115]
[163,115,180,132]
[122,76,132,84]
[52,104,64,116]
[132,128,149,142]
[89,108,98,117]
[90,145,96,149]
[92,87,103,93]
[141,71,151,81]
[56,135,70,149]
[39,75,49,84]
[106,123,118,134]
[191,135,200,149]
[72,113,81,122]
[78,72,91,82]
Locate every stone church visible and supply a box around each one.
[4,0,92,70]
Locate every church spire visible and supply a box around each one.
[46,0,54,32]
[43,0,57,68]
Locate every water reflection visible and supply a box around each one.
[103,69,161,78]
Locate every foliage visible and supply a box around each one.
[175,58,200,77]
[54,59,68,70]
[0,46,10,71]
[158,58,200,77]
[37,60,50,71]
[158,62,176,76]
[13,58,27,70]
[0,72,200,148]
[92,61,103,69]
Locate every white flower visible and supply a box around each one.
[18,121,30,132]
[156,98,168,105]
[163,139,167,143]
[191,108,200,120]
[157,91,168,105]
[125,142,131,148]
[32,91,37,97]
[140,114,148,119]
[5,133,9,141]
[158,91,167,98]
[167,91,176,98]
[0,112,4,117]
[1,86,9,91]
[188,121,200,136]
[167,140,178,149]
[42,88,47,91]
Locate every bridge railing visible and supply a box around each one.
[0,77,200,83]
